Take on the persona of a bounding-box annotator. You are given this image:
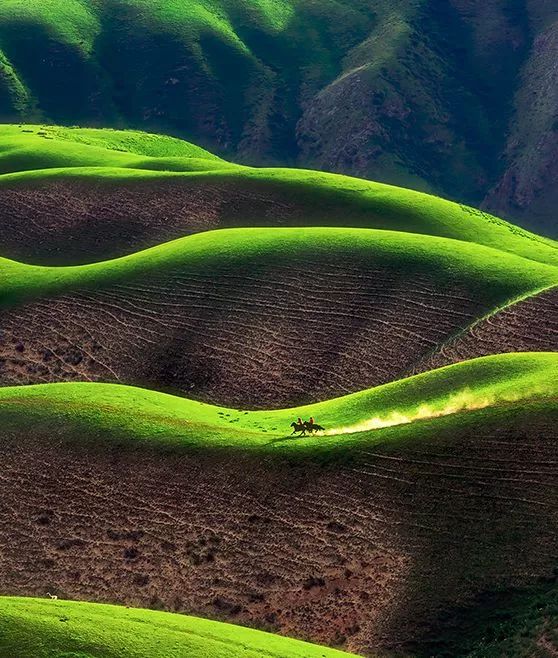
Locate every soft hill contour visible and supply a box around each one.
[0,597,355,658]
[1,3,558,233]
[1,354,558,654]
[0,352,556,448]
[0,125,557,266]
[0,227,556,407]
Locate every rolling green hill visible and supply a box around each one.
[0,353,556,451]
[1,225,556,308]
[0,0,374,163]
[0,597,355,657]
[1,125,558,267]
[1,4,557,656]
[0,225,555,407]
[2,355,558,656]
[1,2,557,233]
[0,124,224,160]
[0,124,232,175]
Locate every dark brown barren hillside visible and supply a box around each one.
[0,177,340,264]
[1,404,558,656]
[0,173,525,267]
[0,261,500,408]
[414,285,558,375]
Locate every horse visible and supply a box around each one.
[290,421,325,436]
[290,421,307,436]
[305,422,325,434]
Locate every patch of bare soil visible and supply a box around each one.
[0,178,340,264]
[537,632,558,658]
[0,259,488,408]
[1,406,557,656]
[413,285,558,374]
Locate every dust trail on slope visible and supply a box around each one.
[324,385,555,436]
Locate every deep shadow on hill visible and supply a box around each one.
[0,228,555,408]
[1,403,558,656]
[400,578,558,657]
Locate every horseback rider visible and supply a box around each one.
[309,416,315,426]
[291,417,306,436]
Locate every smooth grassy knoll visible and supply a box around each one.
[1,125,558,267]
[0,353,556,453]
[0,226,557,311]
[0,124,232,174]
[0,597,355,657]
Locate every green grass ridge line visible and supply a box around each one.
[1,225,557,311]
[1,125,558,268]
[1,353,556,452]
[0,596,356,657]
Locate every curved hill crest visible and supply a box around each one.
[1,355,558,655]
[0,125,557,266]
[0,226,555,407]
[1,2,558,233]
[0,3,558,655]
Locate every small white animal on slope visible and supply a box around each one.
[46,593,58,600]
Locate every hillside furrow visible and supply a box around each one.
[0,266,499,407]
[413,285,558,374]
[1,405,557,655]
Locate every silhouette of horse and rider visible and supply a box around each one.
[290,416,325,436]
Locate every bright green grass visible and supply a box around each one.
[0,226,556,311]
[1,125,557,267]
[0,597,355,658]
[0,125,230,175]
[24,125,225,159]
[0,0,341,55]
[0,353,556,452]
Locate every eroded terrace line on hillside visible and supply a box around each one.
[406,282,558,377]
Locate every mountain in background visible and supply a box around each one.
[1,1,557,236]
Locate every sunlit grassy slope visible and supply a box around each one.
[0,597,355,658]
[1,125,558,267]
[1,353,556,451]
[0,124,231,173]
[2,2,558,234]
[2,124,224,158]
[0,225,557,312]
